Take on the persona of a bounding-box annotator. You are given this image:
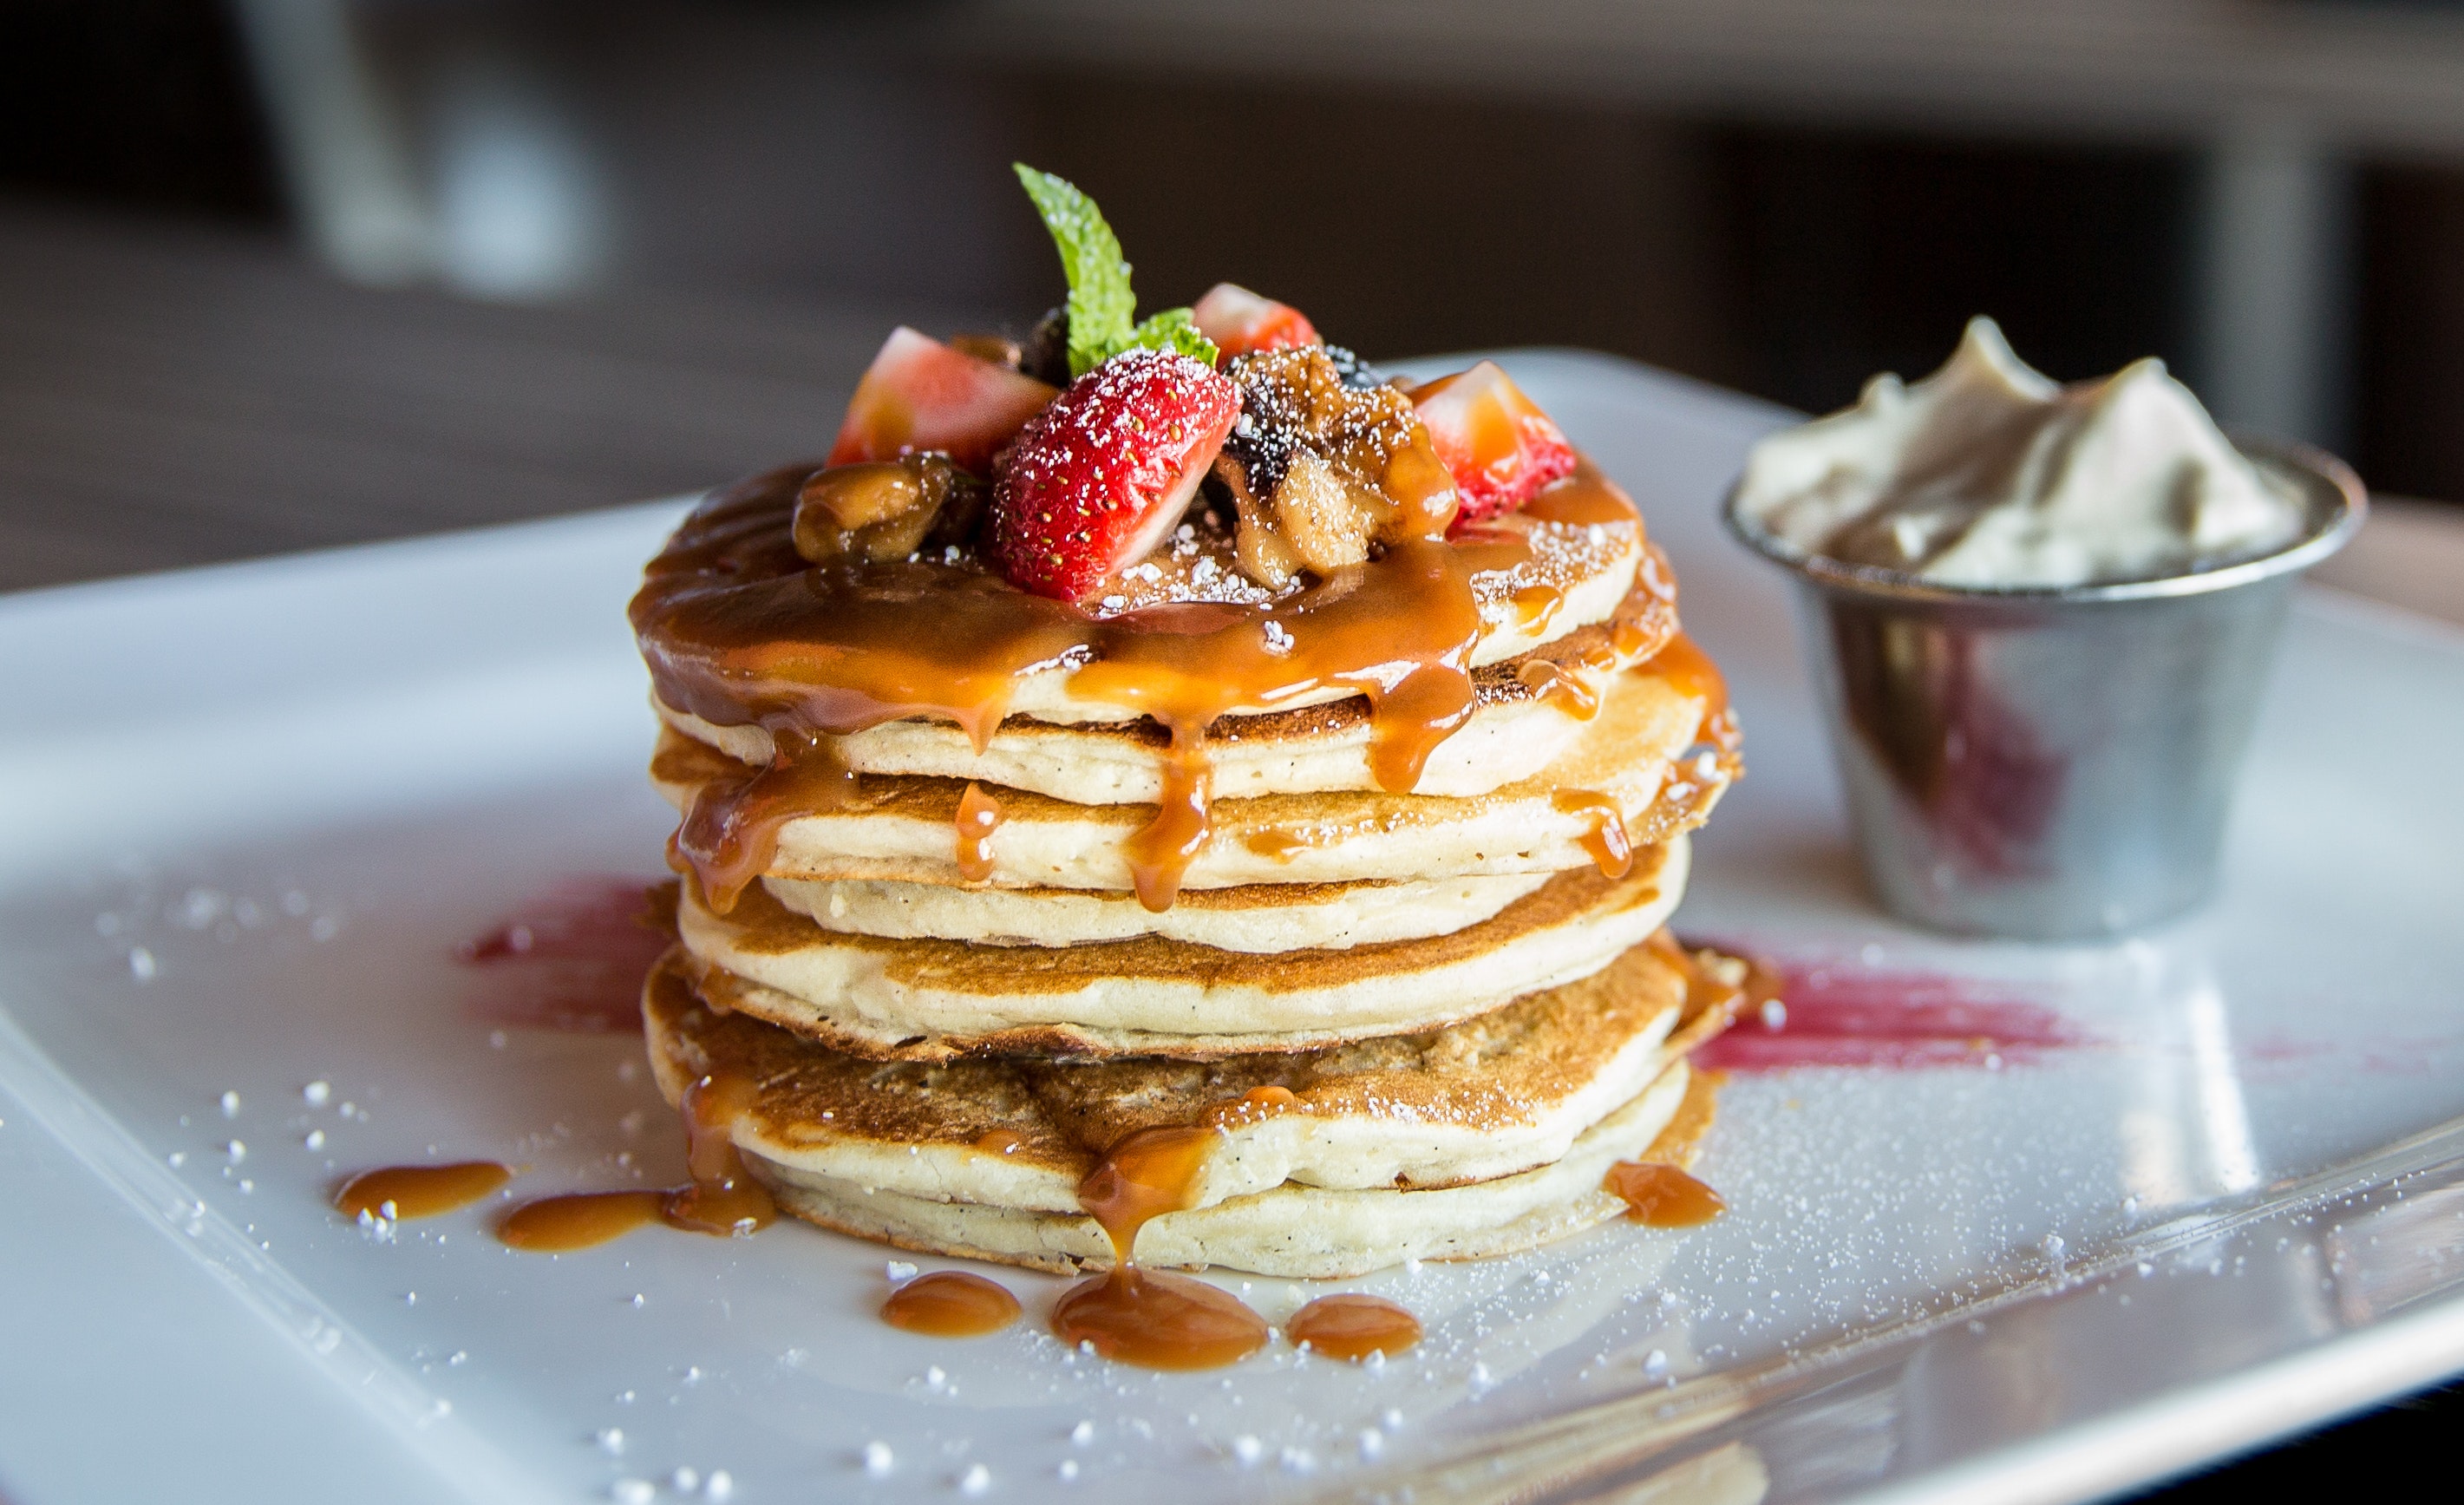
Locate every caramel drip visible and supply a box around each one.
[1075,1125,1218,1264]
[333,1161,511,1221]
[1052,1121,1269,1370]
[671,727,853,913]
[1518,658,1603,720]
[1124,730,1213,912]
[497,1071,774,1252]
[1554,789,1634,880]
[1511,583,1564,633]
[1070,538,1487,907]
[1640,633,1738,754]
[633,463,1644,911]
[1603,1162,1725,1227]
[972,1129,1026,1156]
[1244,828,1309,860]
[881,1271,1022,1338]
[664,1073,777,1235]
[953,781,1004,883]
[1286,1294,1423,1361]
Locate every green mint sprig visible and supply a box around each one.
[1013,164,1217,376]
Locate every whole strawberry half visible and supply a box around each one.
[990,349,1241,601]
[1410,360,1579,525]
[1192,282,1320,359]
[830,326,1059,477]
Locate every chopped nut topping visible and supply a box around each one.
[1217,348,1460,586]
[793,453,985,566]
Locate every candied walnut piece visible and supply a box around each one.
[794,453,984,566]
[1219,347,1461,586]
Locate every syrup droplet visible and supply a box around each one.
[952,782,1004,883]
[333,1161,512,1221]
[880,1271,1023,1338]
[1050,1268,1269,1371]
[496,1189,669,1252]
[1553,789,1634,880]
[1602,1162,1725,1227]
[1286,1294,1423,1361]
[1243,828,1310,860]
[1511,583,1563,632]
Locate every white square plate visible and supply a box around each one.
[3,354,2461,1505]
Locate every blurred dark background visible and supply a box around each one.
[0,2,2459,1495]
[11,3,2464,467]
[8,0,2464,609]
[8,0,2464,592]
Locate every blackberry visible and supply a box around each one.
[1322,344,1389,390]
[1021,305,1071,387]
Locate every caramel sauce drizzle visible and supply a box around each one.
[1286,1293,1423,1361]
[497,1073,776,1253]
[333,1161,511,1221]
[631,462,1646,913]
[1553,789,1635,880]
[672,726,854,912]
[972,1129,1026,1156]
[881,1270,1023,1338]
[953,781,1004,883]
[1051,1122,1270,1371]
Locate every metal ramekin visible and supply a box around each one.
[1724,438,2367,939]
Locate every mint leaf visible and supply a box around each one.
[1130,308,1219,368]
[1013,165,1221,374]
[1013,164,1134,376]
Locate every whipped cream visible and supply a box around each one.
[1733,317,2308,587]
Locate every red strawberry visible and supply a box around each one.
[829,327,1058,477]
[1191,283,1320,359]
[990,349,1240,601]
[1409,361,1578,524]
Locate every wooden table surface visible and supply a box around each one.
[3,199,2458,631]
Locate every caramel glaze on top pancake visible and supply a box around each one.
[652,556,1683,772]
[631,455,1674,913]
[644,931,1742,1192]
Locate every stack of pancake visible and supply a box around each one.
[632,460,1742,1279]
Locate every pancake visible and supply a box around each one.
[655,566,1679,804]
[652,663,1732,894]
[643,936,1735,1278]
[764,871,1554,952]
[678,842,1687,1060]
[633,461,1655,736]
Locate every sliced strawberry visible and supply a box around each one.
[990,349,1240,601]
[1191,283,1320,359]
[1409,361,1579,525]
[829,327,1058,477]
